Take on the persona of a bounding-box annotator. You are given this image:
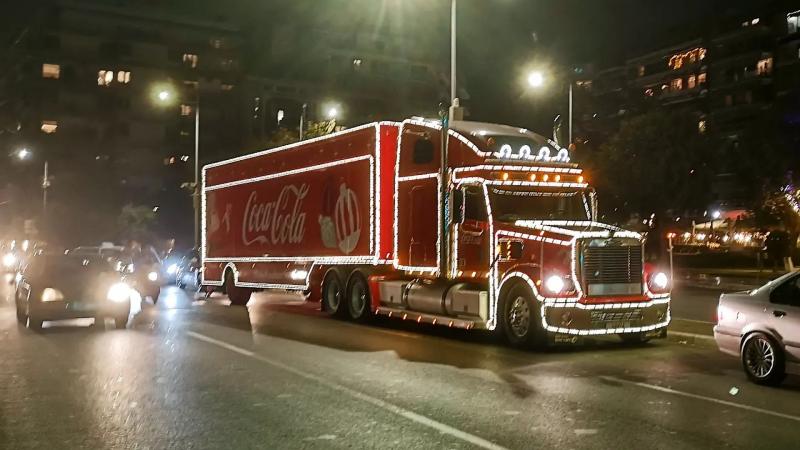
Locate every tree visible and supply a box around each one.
[118,204,157,244]
[588,109,713,221]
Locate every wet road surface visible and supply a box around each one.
[1,280,799,449]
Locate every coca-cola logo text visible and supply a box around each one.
[242,184,309,246]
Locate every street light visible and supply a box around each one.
[15,148,31,160]
[527,71,545,88]
[152,82,201,249]
[326,106,339,121]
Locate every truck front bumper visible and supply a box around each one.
[541,299,670,336]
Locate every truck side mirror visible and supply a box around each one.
[451,189,464,224]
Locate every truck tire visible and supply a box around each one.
[346,273,371,322]
[321,271,344,316]
[499,283,548,349]
[225,271,252,306]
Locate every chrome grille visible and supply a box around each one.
[581,239,643,294]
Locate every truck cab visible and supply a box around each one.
[381,119,670,345]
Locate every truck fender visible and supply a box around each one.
[222,263,240,287]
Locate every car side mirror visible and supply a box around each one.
[451,189,464,224]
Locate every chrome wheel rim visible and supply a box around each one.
[350,281,367,317]
[325,279,341,311]
[745,337,775,378]
[508,296,531,338]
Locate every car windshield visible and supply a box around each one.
[489,187,590,222]
[26,254,113,277]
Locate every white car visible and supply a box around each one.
[714,271,800,386]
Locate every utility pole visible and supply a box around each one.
[193,93,201,249]
[299,103,307,141]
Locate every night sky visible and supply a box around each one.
[0,0,777,130]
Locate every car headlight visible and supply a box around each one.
[166,264,178,275]
[147,271,158,282]
[2,253,16,268]
[649,272,669,291]
[41,287,65,302]
[107,282,131,303]
[545,275,566,294]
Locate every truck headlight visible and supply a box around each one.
[147,271,158,282]
[545,275,566,294]
[41,288,65,302]
[107,282,131,303]
[649,272,669,291]
[2,253,16,268]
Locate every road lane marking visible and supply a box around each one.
[187,331,508,450]
[601,376,800,423]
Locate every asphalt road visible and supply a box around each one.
[2,278,799,449]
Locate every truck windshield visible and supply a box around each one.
[489,187,589,222]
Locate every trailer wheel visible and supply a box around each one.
[321,271,344,316]
[225,270,251,306]
[499,283,548,349]
[346,273,371,322]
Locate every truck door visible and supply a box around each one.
[456,185,489,272]
[396,128,440,270]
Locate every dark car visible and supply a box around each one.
[14,253,133,330]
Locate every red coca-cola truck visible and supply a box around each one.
[202,119,671,346]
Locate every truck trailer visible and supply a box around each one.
[201,118,671,346]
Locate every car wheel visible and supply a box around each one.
[346,273,371,322]
[742,333,786,386]
[27,315,43,331]
[15,295,27,324]
[499,283,547,349]
[321,271,344,316]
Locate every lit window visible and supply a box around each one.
[789,11,800,34]
[353,58,363,68]
[697,72,707,84]
[668,48,706,70]
[637,65,645,76]
[756,57,773,75]
[698,120,706,134]
[181,104,193,116]
[42,63,60,79]
[751,18,760,26]
[182,53,198,68]
[670,78,683,91]
[687,74,696,89]
[210,38,223,49]
[98,70,113,86]
[41,120,58,134]
[221,84,234,91]
[117,71,131,83]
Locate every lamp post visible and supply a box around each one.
[154,85,201,249]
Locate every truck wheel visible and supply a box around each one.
[346,273,371,322]
[741,333,786,386]
[499,283,547,349]
[225,271,252,306]
[321,271,344,316]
